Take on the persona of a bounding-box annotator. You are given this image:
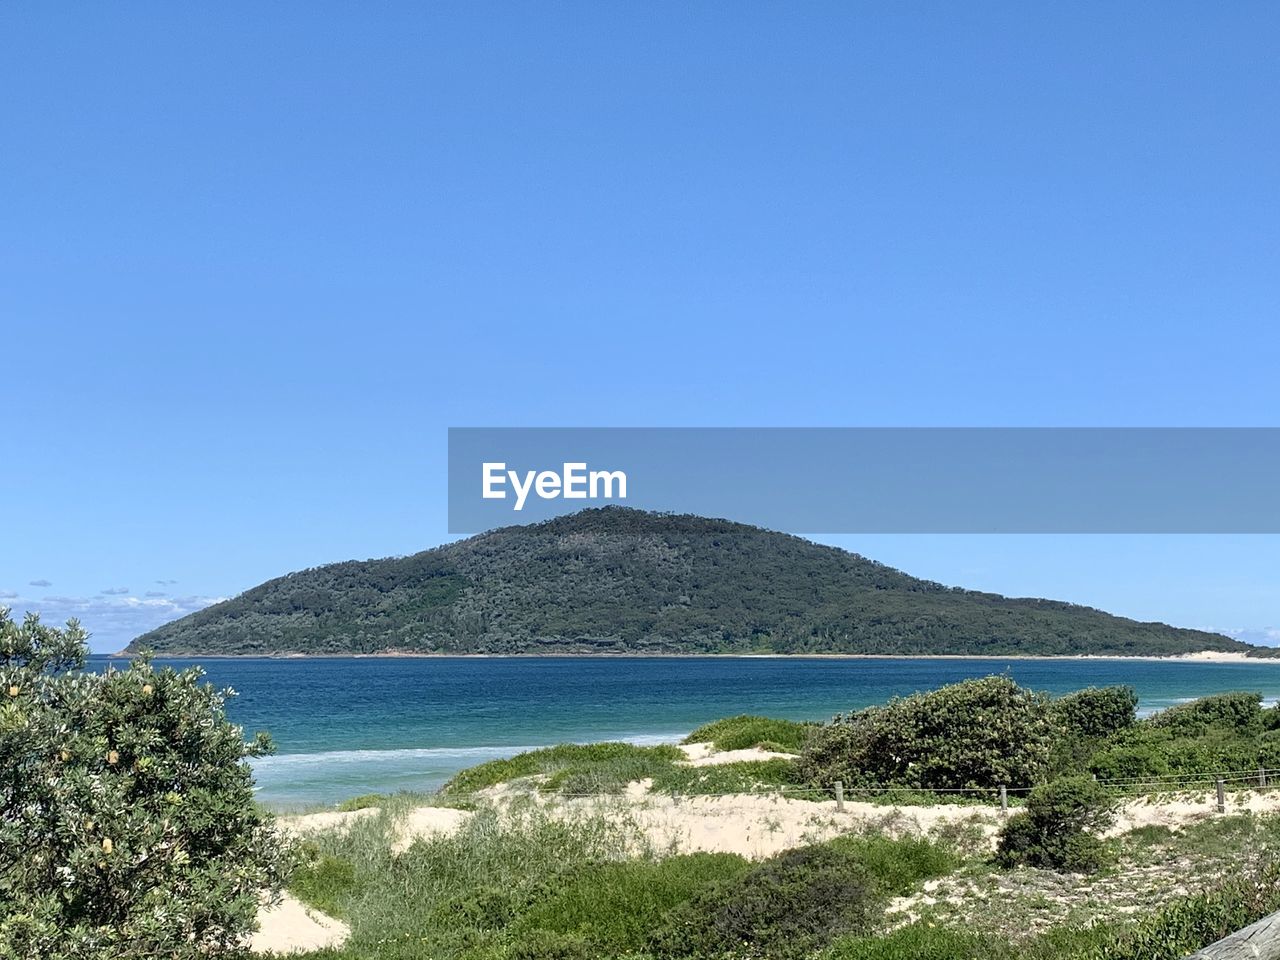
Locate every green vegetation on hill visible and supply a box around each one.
[129,508,1262,657]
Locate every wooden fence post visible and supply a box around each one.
[1261,766,1268,789]
[999,784,1008,818]
[1216,778,1226,814]
[834,780,844,813]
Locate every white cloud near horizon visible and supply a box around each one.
[1221,627,1280,647]
[1,592,225,653]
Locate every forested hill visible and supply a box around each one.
[129,508,1262,658]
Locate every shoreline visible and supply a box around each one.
[107,649,1279,664]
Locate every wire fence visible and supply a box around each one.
[426,765,1280,810]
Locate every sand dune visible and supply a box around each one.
[257,754,1280,954]
[251,893,349,955]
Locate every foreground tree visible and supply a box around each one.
[0,609,286,959]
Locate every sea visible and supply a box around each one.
[88,655,1280,810]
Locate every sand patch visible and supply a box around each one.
[677,743,799,766]
[277,803,474,854]
[525,790,1000,859]
[277,807,378,838]
[391,806,474,854]
[252,893,349,955]
[1110,789,1280,835]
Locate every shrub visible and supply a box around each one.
[1088,691,1280,782]
[800,676,1055,790]
[827,834,957,895]
[1051,686,1137,741]
[683,715,814,753]
[995,776,1115,872]
[0,610,286,959]
[649,843,881,959]
[649,835,954,959]
[1150,692,1264,735]
[1087,741,1172,781]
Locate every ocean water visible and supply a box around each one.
[90,656,1280,809]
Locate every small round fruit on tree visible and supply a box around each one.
[0,607,288,959]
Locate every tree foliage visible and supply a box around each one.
[0,609,286,959]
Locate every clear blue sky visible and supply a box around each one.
[2,3,1278,652]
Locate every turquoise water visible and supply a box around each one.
[94,656,1280,809]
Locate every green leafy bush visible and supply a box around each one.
[649,843,880,959]
[1051,686,1137,740]
[1088,692,1280,781]
[0,610,286,959]
[995,776,1115,872]
[800,676,1055,790]
[683,715,813,753]
[1150,692,1264,735]
[827,834,957,895]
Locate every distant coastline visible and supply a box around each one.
[108,649,1279,663]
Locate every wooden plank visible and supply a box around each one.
[1185,909,1280,959]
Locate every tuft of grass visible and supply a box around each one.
[824,922,1012,960]
[511,852,750,954]
[288,804,648,959]
[441,742,685,796]
[334,793,389,812]
[650,758,801,795]
[289,848,360,918]
[683,715,813,753]
[828,833,958,895]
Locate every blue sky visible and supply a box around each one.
[2,3,1278,652]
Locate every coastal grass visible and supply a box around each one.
[285,805,961,960]
[288,803,646,959]
[683,714,815,753]
[283,690,1280,959]
[281,796,1280,960]
[509,852,751,953]
[649,757,802,795]
[440,742,686,796]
